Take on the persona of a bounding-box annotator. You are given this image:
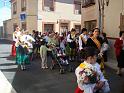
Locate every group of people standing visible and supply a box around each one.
[12,26,35,70]
[11,26,115,93]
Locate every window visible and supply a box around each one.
[60,23,69,33]
[43,0,54,11]
[44,24,54,32]
[75,25,81,33]
[22,22,26,31]
[21,0,26,11]
[82,0,95,8]
[74,1,81,14]
[84,20,96,32]
[13,2,17,14]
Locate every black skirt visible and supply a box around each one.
[117,50,124,68]
[68,41,76,49]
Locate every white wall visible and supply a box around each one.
[104,0,123,38]
[38,0,81,32]
[81,5,98,27]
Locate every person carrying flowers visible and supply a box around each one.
[75,47,110,93]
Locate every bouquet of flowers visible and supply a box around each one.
[79,68,98,84]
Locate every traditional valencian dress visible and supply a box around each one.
[75,61,110,93]
[86,36,105,70]
[11,31,21,56]
[16,35,34,70]
[67,33,77,60]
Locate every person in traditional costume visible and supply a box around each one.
[67,28,77,61]
[86,28,104,71]
[16,36,32,70]
[114,31,124,76]
[79,28,88,50]
[11,26,22,56]
[86,28,103,51]
[75,47,110,93]
[47,33,56,66]
[40,40,48,69]
[79,28,88,61]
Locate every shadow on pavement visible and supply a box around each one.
[0,55,15,61]
[0,39,79,93]
[0,39,12,44]
[0,63,16,66]
[10,58,78,93]
[1,68,18,72]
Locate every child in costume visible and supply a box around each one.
[40,40,48,69]
[75,47,110,93]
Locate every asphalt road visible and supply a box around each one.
[0,39,124,93]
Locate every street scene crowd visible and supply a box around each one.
[11,26,124,93]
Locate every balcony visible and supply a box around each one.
[82,0,95,8]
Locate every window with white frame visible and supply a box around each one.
[21,0,26,11]
[75,25,81,33]
[13,2,17,14]
[43,0,54,11]
[44,24,54,32]
[74,1,81,14]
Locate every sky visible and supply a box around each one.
[0,0,11,26]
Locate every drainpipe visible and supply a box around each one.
[98,0,104,33]
[98,0,101,32]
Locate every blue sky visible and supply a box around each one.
[0,0,11,26]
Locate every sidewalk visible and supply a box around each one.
[104,58,124,72]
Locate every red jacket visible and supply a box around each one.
[114,38,123,57]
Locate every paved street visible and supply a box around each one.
[0,39,124,93]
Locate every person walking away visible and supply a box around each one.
[114,31,124,76]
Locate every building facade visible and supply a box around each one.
[81,0,124,59]
[4,0,81,39]
[81,0,124,37]
[81,0,98,32]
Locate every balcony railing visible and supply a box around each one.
[82,0,95,8]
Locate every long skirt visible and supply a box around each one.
[11,41,16,56]
[75,87,84,93]
[16,47,30,65]
[117,50,124,68]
